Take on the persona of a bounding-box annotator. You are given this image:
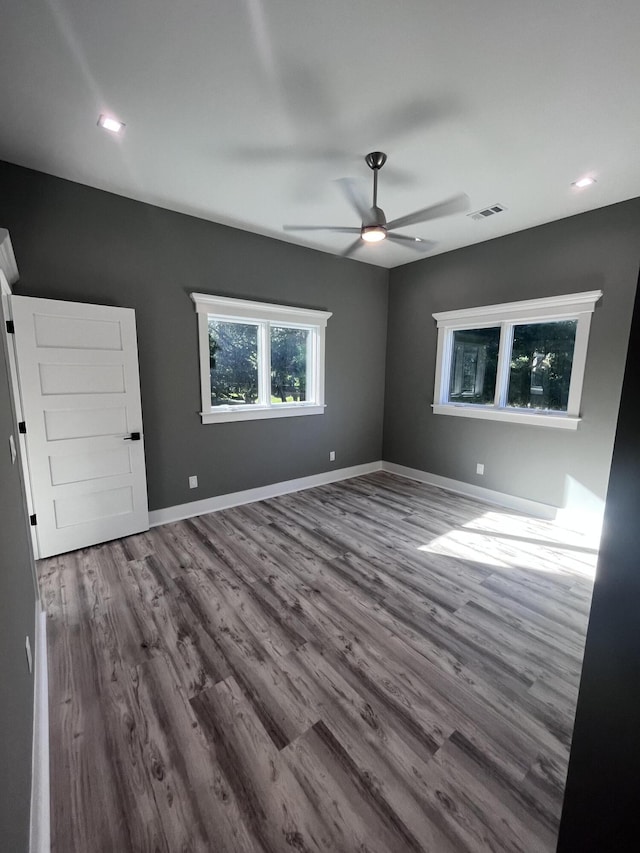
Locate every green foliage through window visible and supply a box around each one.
[208,320,259,406]
[448,327,500,405]
[270,327,308,403]
[507,321,577,411]
[446,321,577,412]
[208,321,311,407]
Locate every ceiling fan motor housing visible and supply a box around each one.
[363,205,387,227]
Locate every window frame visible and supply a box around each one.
[191,293,332,424]
[432,290,602,430]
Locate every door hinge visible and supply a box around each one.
[6,320,15,334]
[18,421,26,434]
[30,514,37,526]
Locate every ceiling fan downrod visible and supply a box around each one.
[365,151,387,208]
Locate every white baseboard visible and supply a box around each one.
[148,458,602,534]
[29,606,49,853]
[381,461,558,521]
[149,461,383,527]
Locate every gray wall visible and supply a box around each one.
[0,309,37,851]
[384,199,640,512]
[1,158,640,851]
[0,160,388,512]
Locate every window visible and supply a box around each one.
[191,293,332,423]
[432,290,602,429]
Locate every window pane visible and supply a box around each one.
[208,320,259,406]
[271,326,309,404]
[507,320,577,411]
[448,327,500,405]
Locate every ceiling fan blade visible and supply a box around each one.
[386,193,469,231]
[387,233,437,252]
[376,165,414,187]
[283,225,361,233]
[335,177,371,220]
[365,95,462,143]
[228,144,346,163]
[341,239,365,258]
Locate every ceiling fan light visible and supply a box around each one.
[361,226,387,243]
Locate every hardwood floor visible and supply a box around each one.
[39,472,596,852]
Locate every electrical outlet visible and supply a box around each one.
[329,451,336,462]
[476,463,484,475]
[25,636,33,674]
[188,475,198,489]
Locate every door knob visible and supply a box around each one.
[123,431,141,441]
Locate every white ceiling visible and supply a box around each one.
[1,0,640,268]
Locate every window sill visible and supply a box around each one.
[432,403,580,430]
[201,404,326,424]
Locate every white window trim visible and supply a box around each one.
[191,293,332,424]
[432,290,602,429]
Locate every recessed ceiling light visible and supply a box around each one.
[573,176,596,189]
[98,114,125,134]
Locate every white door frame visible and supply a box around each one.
[0,272,40,561]
[1,258,50,853]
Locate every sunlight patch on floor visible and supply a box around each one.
[416,509,598,580]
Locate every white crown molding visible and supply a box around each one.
[432,289,603,327]
[191,292,332,325]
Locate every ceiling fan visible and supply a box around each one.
[284,152,469,256]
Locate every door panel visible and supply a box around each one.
[43,405,128,441]
[53,485,134,528]
[33,312,123,350]
[49,446,132,485]
[11,296,149,557]
[38,362,126,395]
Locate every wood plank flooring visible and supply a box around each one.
[39,472,597,852]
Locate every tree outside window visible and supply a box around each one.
[208,320,259,405]
[507,321,577,411]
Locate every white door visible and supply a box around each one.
[10,295,149,558]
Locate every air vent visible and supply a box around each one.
[468,203,507,222]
